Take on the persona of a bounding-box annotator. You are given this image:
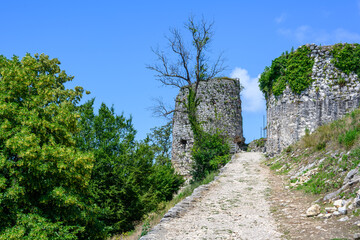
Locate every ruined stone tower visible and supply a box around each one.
[171,78,244,176]
[266,44,360,154]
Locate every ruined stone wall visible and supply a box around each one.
[171,78,244,176]
[267,44,360,154]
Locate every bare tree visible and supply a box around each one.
[148,16,226,118]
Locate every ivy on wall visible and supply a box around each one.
[331,43,360,77]
[259,45,314,98]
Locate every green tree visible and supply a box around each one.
[147,122,184,202]
[76,101,183,235]
[76,100,141,234]
[147,121,172,165]
[0,54,105,239]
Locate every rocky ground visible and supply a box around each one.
[140,152,360,240]
[268,171,360,239]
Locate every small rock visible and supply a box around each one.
[353,220,360,227]
[333,211,341,216]
[338,206,347,215]
[325,207,337,213]
[319,213,332,219]
[355,197,360,208]
[334,199,344,208]
[354,233,360,240]
[306,204,321,217]
[339,216,349,222]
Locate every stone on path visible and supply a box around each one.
[306,204,321,217]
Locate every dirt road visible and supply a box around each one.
[141,152,281,240]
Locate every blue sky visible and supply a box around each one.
[1,1,360,142]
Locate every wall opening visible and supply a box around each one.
[180,139,187,151]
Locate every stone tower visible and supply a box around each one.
[171,78,244,176]
[266,44,360,154]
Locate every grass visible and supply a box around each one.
[111,170,220,240]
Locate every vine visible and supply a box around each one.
[331,43,360,76]
[259,45,314,98]
[184,86,230,181]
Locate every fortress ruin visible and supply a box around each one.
[171,78,244,176]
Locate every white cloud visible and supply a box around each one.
[278,26,360,44]
[275,13,286,24]
[230,67,265,113]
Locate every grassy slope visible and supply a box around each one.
[266,108,360,199]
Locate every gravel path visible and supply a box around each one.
[141,152,281,240]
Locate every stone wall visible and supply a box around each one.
[171,78,244,176]
[267,44,360,154]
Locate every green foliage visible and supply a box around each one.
[337,109,360,150]
[147,121,172,165]
[258,53,288,99]
[331,43,360,76]
[0,213,81,240]
[338,128,359,149]
[259,45,314,98]
[270,162,283,171]
[0,54,105,239]
[285,145,293,153]
[316,142,326,151]
[184,88,201,138]
[297,150,360,194]
[286,46,314,94]
[76,101,183,234]
[183,86,231,182]
[191,131,230,181]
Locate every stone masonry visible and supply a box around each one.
[171,78,244,176]
[267,44,360,154]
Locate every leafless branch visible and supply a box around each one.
[148,16,227,119]
[149,97,175,120]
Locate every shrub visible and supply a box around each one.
[339,128,359,149]
[76,101,183,234]
[331,43,360,76]
[259,45,314,98]
[191,131,230,181]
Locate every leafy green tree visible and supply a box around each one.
[147,122,184,202]
[147,121,172,165]
[76,100,141,233]
[76,101,183,234]
[0,54,105,239]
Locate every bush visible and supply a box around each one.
[259,46,314,98]
[331,43,360,76]
[76,101,183,234]
[339,128,359,149]
[191,131,230,181]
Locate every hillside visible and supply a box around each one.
[265,107,360,238]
